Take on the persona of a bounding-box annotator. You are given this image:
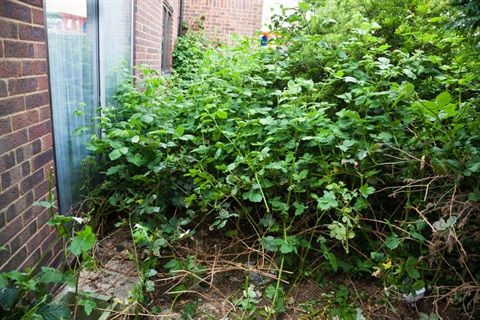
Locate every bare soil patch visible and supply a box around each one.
[77,227,471,319]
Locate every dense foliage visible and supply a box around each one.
[82,0,479,317]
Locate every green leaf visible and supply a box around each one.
[412,280,426,291]
[260,213,275,227]
[321,242,338,272]
[359,184,375,198]
[272,239,295,254]
[175,125,184,136]
[344,76,357,83]
[127,153,144,166]
[410,232,425,242]
[78,297,96,316]
[141,114,154,123]
[400,82,415,95]
[39,267,63,283]
[405,256,420,279]
[435,91,451,108]
[0,286,17,310]
[106,164,126,176]
[259,236,278,252]
[62,270,77,287]
[468,189,480,201]
[37,302,71,320]
[145,280,155,291]
[293,201,308,216]
[431,158,447,174]
[169,284,186,298]
[182,301,197,318]
[242,189,263,203]
[109,149,122,161]
[36,201,55,209]
[145,269,157,277]
[407,268,420,280]
[0,276,8,290]
[385,235,400,249]
[433,218,447,231]
[216,110,228,119]
[68,226,96,256]
[316,191,338,210]
[164,259,182,270]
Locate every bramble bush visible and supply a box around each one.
[82,0,480,317]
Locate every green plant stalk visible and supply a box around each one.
[127,212,142,320]
[266,221,288,320]
[298,211,325,275]
[26,168,63,279]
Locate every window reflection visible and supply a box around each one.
[45,0,131,214]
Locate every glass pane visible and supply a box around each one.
[99,0,132,107]
[45,0,98,214]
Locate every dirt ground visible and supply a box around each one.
[77,227,472,319]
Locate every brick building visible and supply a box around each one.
[183,0,264,43]
[0,0,264,272]
[0,0,59,271]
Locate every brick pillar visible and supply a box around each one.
[134,0,181,71]
[0,0,61,271]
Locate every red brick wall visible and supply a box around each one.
[182,0,264,43]
[0,0,60,271]
[134,0,181,71]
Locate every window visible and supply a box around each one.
[161,4,173,73]
[45,0,132,214]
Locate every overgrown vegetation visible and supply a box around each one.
[0,170,97,319]
[80,0,479,318]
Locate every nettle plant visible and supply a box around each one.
[83,0,479,316]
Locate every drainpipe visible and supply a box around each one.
[178,0,184,36]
